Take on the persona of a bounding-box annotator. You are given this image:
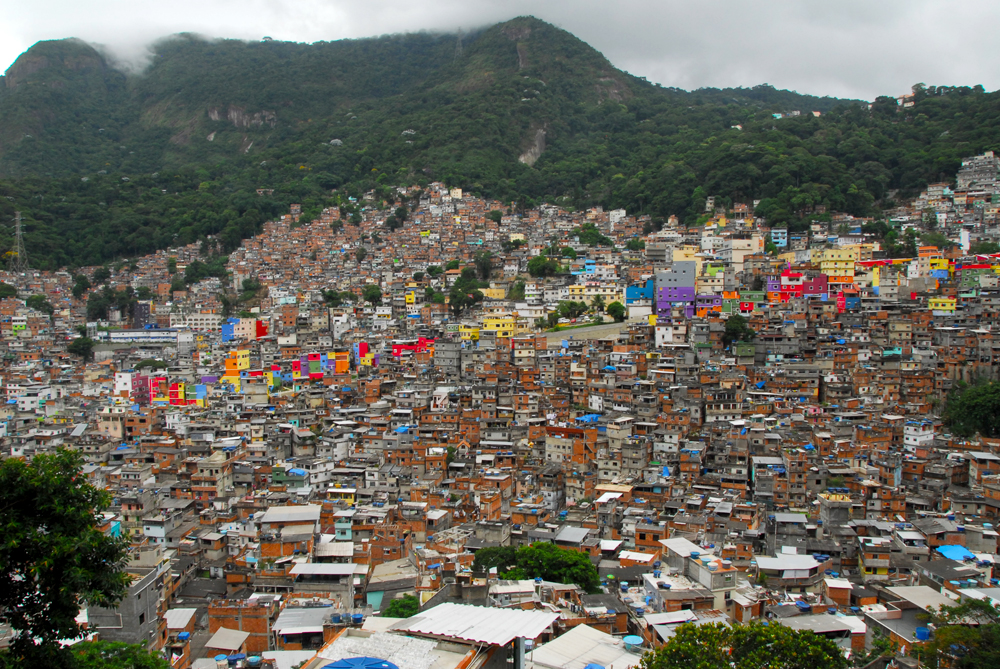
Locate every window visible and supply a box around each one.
[139,613,145,625]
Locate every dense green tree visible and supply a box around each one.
[487,210,504,223]
[67,337,95,360]
[573,223,613,247]
[382,594,420,618]
[426,265,443,277]
[26,294,53,315]
[474,251,493,281]
[607,301,626,322]
[970,241,1000,254]
[472,546,517,573]
[0,283,17,299]
[0,450,130,662]
[557,301,588,320]
[722,314,755,348]
[943,380,1000,437]
[91,266,111,285]
[166,257,177,275]
[445,259,461,271]
[914,599,1000,669]
[71,641,171,669]
[355,247,368,263]
[639,621,847,669]
[528,255,560,277]
[500,543,600,593]
[362,284,382,305]
[625,238,645,251]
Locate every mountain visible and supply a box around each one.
[0,17,996,268]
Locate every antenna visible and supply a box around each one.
[8,212,27,274]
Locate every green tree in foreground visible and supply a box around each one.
[915,594,1000,669]
[382,594,420,618]
[639,621,847,669]
[943,379,1000,437]
[0,283,17,299]
[0,450,131,663]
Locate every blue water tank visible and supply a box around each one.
[352,613,364,624]
[177,632,190,641]
[247,659,263,668]
[916,627,931,641]
[621,583,629,593]
[330,613,342,624]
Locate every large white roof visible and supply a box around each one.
[259,504,321,524]
[289,562,363,576]
[163,607,197,630]
[529,624,643,669]
[392,603,559,645]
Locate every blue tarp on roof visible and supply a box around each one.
[323,659,399,669]
[575,414,601,423]
[937,545,975,561]
[603,366,616,371]
[756,381,766,388]
[394,426,409,434]
[287,468,308,476]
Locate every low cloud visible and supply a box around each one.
[1,0,995,100]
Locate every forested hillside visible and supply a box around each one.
[0,16,998,269]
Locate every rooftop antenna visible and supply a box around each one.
[8,211,27,274]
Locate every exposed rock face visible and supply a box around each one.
[518,127,546,166]
[207,106,277,129]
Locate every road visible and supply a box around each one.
[543,318,645,345]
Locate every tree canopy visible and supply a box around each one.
[472,543,600,593]
[916,599,1000,669]
[0,450,130,661]
[722,314,756,348]
[638,621,847,669]
[382,594,420,618]
[943,379,1000,437]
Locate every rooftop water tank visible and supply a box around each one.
[916,627,931,641]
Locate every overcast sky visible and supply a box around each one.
[1,0,994,101]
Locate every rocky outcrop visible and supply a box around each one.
[518,127,546,166]
[207,106,277,129]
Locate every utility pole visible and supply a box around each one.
[9,211,27,274]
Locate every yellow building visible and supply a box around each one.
[479,288,507,300]
[814,247,859,288]
[459,324,480,341]
[928,297,957,313]
[568,282,624,306]
[672,244,704,277]
[482,313,516,338]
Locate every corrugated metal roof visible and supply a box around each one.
[163,607,197,630]
[392,603,558,645]
[259,504,322,524]
[273,606,332,634]
[289,562,359,576]
[205,627,250,651]
[529,624,643,669]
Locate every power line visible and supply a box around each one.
[8,211,27,274]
